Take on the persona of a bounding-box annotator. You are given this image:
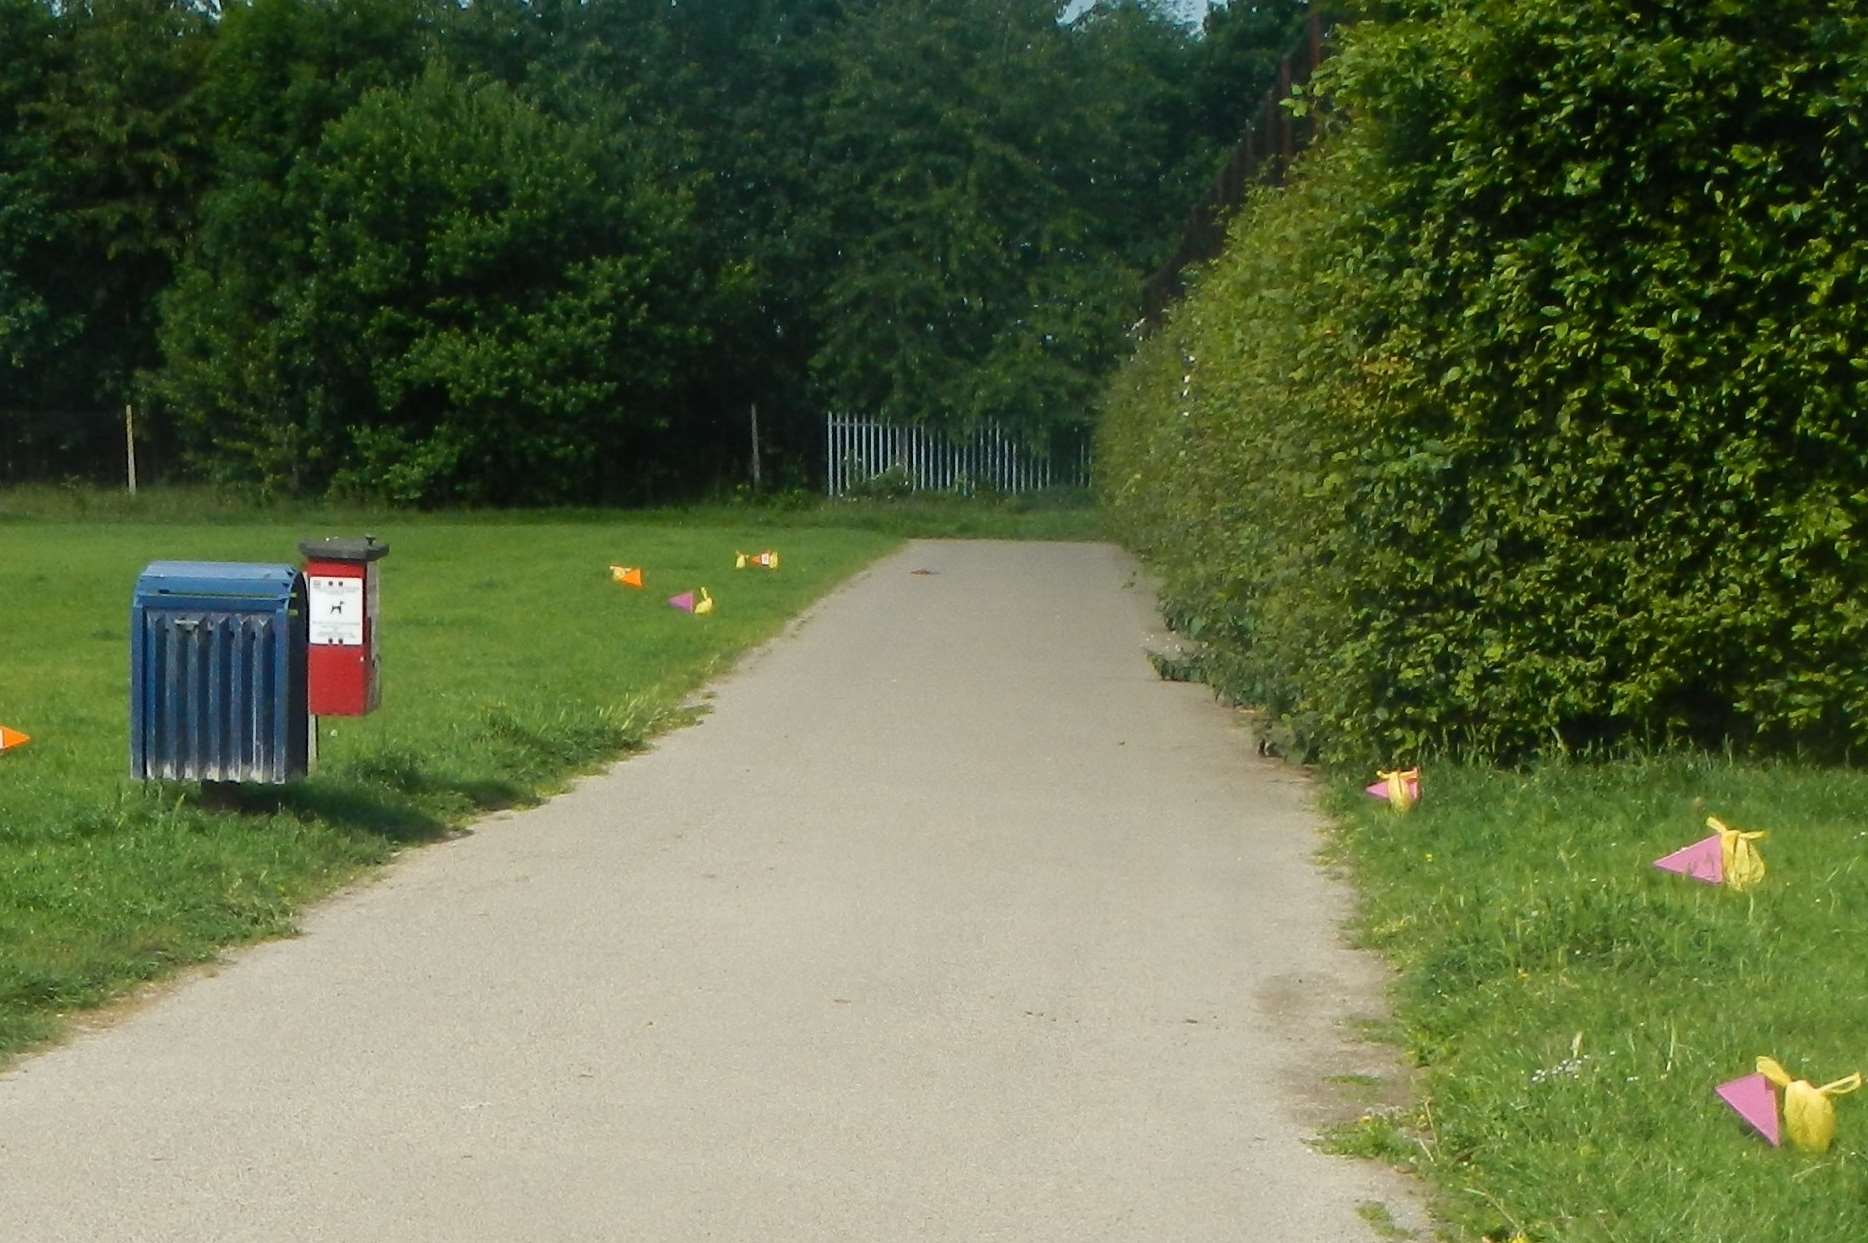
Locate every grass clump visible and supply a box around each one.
[1329,757,1868,1242]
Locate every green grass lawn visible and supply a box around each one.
[0,480,1106,541]
[0,503,914,1062]
[1324,757,1868,1242]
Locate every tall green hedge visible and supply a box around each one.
[1100,0,1868,764]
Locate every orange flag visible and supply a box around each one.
[610,565,644,588]
[0,725,30,753]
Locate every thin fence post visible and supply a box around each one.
[125,404,138,496]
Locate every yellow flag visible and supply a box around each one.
[1709,817,1767,891]
[1379,768,1420,813]
[1758,1057,1862,1154]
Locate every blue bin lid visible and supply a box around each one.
[135,561,304,601]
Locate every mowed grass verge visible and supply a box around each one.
[0,511,900,1063]
[1322,757,1868,1242]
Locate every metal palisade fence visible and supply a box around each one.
[824,415,1092,497]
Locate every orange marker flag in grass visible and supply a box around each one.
[735,550,779,570]
[0,724,30,753]
[610,565,644,588]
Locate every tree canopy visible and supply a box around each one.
[1,0,1306,499]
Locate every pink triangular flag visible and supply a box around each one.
[1654,833,1723,885]
[1716,1072,1780,1146]
[1364,778,1420,803]
[667,591,696,613]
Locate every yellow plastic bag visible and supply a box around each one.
[1757,1057,1862,1154]
[1708,817,1767,891]
[1379,768,1420,814]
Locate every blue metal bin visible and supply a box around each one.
[130,562,311,783]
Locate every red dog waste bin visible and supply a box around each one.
[299,536,389,716]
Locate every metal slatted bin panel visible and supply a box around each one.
[130,564,308,784]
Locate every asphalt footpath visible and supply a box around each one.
[0,540,1424,1241]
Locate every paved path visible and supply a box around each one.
[0,541,1421,1241]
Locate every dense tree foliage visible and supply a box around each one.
[1189,0,1311,141]
[1099,0,1868,762]
[2,0,211,479]
[0,0,64,402]
[160,65,710,502]
[2,0,1294,496]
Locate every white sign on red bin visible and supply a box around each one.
[307,575,364,646]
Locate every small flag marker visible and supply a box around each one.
[0,725,29,753]
[1709,816,1768,892]
[1656,818,1766,890]
[1757,1057,1862,1154]
[610,566,644,588]
[1653,833,1724,885]
[1716,1072,1780,1147]
[1365,768,1420,812]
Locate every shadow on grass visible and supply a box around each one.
[196,771,531,845]
[178,701,672,847]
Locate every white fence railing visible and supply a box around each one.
[824,416,1092,497]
